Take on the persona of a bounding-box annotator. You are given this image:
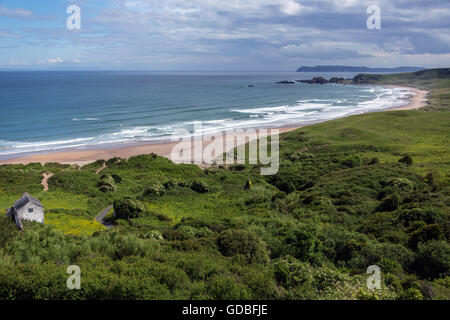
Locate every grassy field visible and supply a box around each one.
[0,69,448,300]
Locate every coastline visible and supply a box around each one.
[0,85,429,167]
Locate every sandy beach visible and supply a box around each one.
[0,86,429,167]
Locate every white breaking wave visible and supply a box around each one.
[72,117,99,121]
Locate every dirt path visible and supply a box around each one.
[95,205,114,229]
[41,173,54,192]
[96,162,107,174]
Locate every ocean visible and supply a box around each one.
[0,71,412,159]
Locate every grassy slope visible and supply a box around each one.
[0,69,448,300]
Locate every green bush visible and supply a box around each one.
[408,224,444,250]
[217,229,269,265]
[340,154,363,167]
[378,193,400,211]
[113,197,145,220]
[412,240,450,279]
[190,180,209,193]
[144,183,166,197]
[207,275,250,300]
[98,174,117,192]
[399,288,423,300]
[273,256,311,288]
[144,230,164,240]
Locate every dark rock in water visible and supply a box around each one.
[296,77,328,85]
[276,80,295,84]
[247,85,255,88]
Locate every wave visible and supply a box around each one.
[0,85,413,157]
[72,117,99,121]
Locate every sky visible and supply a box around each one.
[0,0,449,71]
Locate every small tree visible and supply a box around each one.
[113,197,145,220]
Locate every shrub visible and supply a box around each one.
[412,240,450,279]
[217,229,269,265]
[144,183,166,197]
[106,157,121,166]
[282,226,325,265]
[398,155,413,166]
[408,224,444,250]
[424,172,435,187]
[347,242,414,271]
[386,177,414,190]
[113,197,145,220]
[340,154,363,167]
[191,180,209,193]
[378,193,400,211]
[177,225,211,238]
[271,191,286,202]
[399,288,423,300]
[111,174,122,183]
[144,230,164,240]
[288,152,314,162]
[273,256,311,288]
[369,157,380,165]
[207,275,250,300]
[98,174,116,192]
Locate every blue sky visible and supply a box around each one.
[0,0,449,71]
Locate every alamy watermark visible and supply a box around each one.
[66,5,81,30]
[366,265,381,290]
[366,5,381,30]
[170,121,279,175]
[66,265,81,290]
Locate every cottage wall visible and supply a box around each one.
[17,202,44,224]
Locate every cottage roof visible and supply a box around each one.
[6,207,14,216]
[13,193,44,210]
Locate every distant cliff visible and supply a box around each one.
[296,66,425,73]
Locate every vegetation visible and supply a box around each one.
[0,69,448,300]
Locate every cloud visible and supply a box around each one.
[0,5,34,19]
[8,59,27,65]
[279,42,373,59]
[0,29,19,38]
[0,5,54,20]
[38,57,64,65]
[1,0,449,70]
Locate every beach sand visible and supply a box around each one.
[0,86,429,167]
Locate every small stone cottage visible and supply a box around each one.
[6,193,44,230]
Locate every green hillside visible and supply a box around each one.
[0,69,449,300]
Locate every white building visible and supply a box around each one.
[6,193,44,230]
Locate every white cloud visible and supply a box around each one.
[48,57,64,64]
[0,5,33,19]
[37,57,64,65]
[0,29,18,38]
[8,59,27,65]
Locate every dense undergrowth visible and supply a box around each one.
[0,69,448,300]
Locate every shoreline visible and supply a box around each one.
[0,85,429,167]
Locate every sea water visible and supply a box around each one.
[0,71,412,158]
